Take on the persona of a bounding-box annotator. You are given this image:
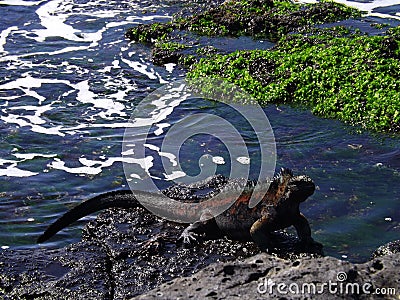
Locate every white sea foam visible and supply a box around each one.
[12,153,56,160]
[0,74,137,135]
[0,166,37,177]
[164,170,186,180]
[8,104,53,124]
[154,123,170,136]
[121,149,135,156]
[144,143,178,167]
[73,80,126,117]
[300,0,400,20]
[334,0,400,16]
[0,26,18,53]
[1,114,66,136]
[120,57,158,80]
[0,158,39,177]
[33,0,83,43]
[32,0,107,46]
[130,173,142,179]
[48,156,154,176]
[212,156,225,165]
[237,156,250,165]
[0,0,43,6]
[0,75,70,90]
[165,63,176,73]
[126,15,172,22]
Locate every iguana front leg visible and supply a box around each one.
[293,212,312,243]
[249,216,275,251]
[179,217,224,245]
[293,213,322,251]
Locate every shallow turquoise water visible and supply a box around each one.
[0,0,399,262]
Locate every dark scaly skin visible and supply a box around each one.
[179,168,319,250]
[38,168,319,251]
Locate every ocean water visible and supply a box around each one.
[0,0,399,262]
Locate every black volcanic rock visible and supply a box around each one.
[135,252,400,299]
[1,205,398,299]
[0,241,112,299]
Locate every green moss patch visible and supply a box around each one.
[125,0,363,68]
[151,41,190,65]
[124,0,400,133]
[188,29,400,132]
[126,23,174,44]
[180,0,361,39]
[126,0,362,44]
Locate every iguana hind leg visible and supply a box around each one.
[179,217,224,245]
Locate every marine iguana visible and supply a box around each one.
[37,168,320,251]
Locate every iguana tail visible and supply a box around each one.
[37,190,141,243]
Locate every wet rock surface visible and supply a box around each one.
[0,206,254,299]
[1,203,399,299]
[135,252,400,299]
[80,206,260,299]
[0,204,299,299]
[80,202,322,298]
[372,240,400,259]
[0,241,112,299]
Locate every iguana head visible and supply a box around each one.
[281,168,315,203]
[266,168,315,205]
[288,174,315,203]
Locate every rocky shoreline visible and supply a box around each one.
[137,251,400,299]
[1,205,399,299]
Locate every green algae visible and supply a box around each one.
[151,41,189,65]
[126,0,362,44]
[188,29,400,132]
[180,0,360,39]
[125,0,400,133]
[125,0,363,66]
[154,41,188,51]
[126,22,174,44]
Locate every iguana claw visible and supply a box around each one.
[178,230,199,246]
